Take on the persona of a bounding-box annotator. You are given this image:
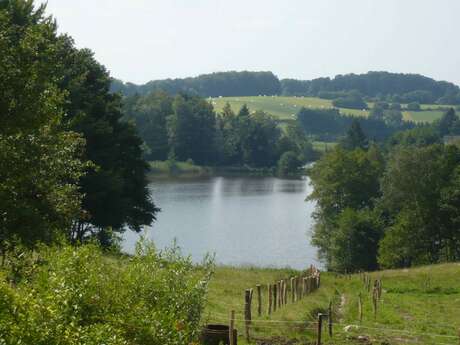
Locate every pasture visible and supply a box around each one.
[209,96,448,123]
[204,263,460,344]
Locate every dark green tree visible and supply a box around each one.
[277,151,302,176]
[340,120,368,150]
[438,108,458,136]
[168,94,217,164]
[308,147,384,268]
[0,0,87,250]
[55,37,158,245]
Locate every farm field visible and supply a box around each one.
[209,96,449,123]
[204,263,460,345]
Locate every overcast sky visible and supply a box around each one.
[40,0,460,85]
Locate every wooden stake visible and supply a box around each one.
[244,289,251,342]
[372,287,377,320]
[229,310,235,345]
[290,277,295,303]
[273,283,277,312]
[268,284,272,315]
[328,301,333,337]
[280,280,284,306]
[277,281,281,308]
[256,284,262,316]
[317,313,323,345]
[358,293,363,323]
[284,279,288,305]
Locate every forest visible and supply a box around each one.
[308,109,460,272]
[123,92,315,173]
[113,70,460,105]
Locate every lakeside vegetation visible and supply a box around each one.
[2,0,460,344]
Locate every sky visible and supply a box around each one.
[40,0,460,86]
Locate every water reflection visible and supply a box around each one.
[123,176,319,269]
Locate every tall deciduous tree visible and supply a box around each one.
[55,38,159,244]
[0,0,86,250]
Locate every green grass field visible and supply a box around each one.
[204,264,460,344]
[210,96,447,124]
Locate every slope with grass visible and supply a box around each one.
[210,96,448,124]
[204,263,460,344]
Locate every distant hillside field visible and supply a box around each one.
[210,96,447,123]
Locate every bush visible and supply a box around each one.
[0,242,213,345]
[277,151,302,176]
[332,92,368,110]
[406,102,421,111]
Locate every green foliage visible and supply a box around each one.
[0,242,213,345]
[277,151,302,176]
[378,145,460,267]
[332,91,368,110]
[0,0,87,249]
[112,71,281,97]
[54,40,159,244]
[330,208,382,272]
[308,146,384,269]
[124,94,313,169]
[387,126,441,147]
[406,101,421,111]
[340,120,368,150]
[168,94,217,164]
[437,108,460,136]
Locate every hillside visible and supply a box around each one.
[210,96,449,123]
[112,71,460,105]
[206,263,460,345]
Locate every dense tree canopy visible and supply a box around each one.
[282,72,460,104]
[124,93,315,170]
[112,71,281,97]
[0,0,157,249]
[0,0,86,250]
[309,109,460,271]
[113,71,460,105]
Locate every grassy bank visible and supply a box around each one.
[149,160,211,177]
[205,264,460,344]
[148,160,307,178]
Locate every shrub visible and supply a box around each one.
[277,151,302,176]
[0,242,213,345]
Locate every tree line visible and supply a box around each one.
[112,71,281,97]
[282,71,460,104]
[123,92,316,173]
[308,109,460,272]
[297,106,414,142]
[113,71,460,105]
[0,0,157,252]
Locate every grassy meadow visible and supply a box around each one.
[204,264,460,345]
[210,96,448,124]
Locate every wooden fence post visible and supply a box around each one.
[280,280,284,306]
[268,284,272,315]
[290,277,295,303]
[277,281,281,308]
[372,287,377,320]
[244,289,251,342]
[256,284,262,316]
[229,310,235,345]
[284,279,288,305]
[317,313,323,345]
[273,283,277,312]
[358,293,363,323]
[328,301,333,338]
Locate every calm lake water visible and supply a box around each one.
[123,176,319,270]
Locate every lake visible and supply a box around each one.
[123,176,319,270]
